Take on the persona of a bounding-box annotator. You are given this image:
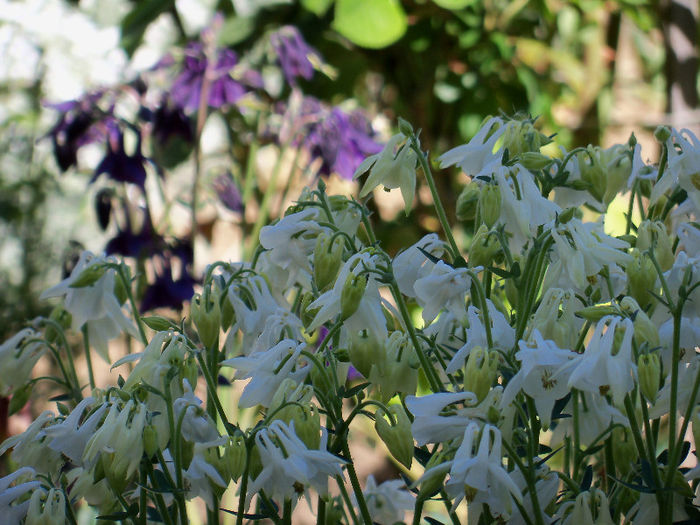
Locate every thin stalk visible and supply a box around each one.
[118,265,148,345]
[341,441,373,525]
[411,140,461,261]
[235,440,251,525]
[196,352,231,430]
[337,476,359,525]
[81,325,95,390]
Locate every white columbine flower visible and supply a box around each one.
[421,422,521,521]
[563,316,635,405]
[248,420,346,505]
[0,329,46,396]
[0,467,41,525]
[405,391,479,446]
[184,444,228,510]
[413,261,471,325]
[439,116,506,177]
[358,475,415,525]
[354,133,417,211]
[501,331,578,429]
[446,300,515,374]
[40,251,139,361]
[392,233,449,297]
[0,411,62,475]
[221,339,309,408]
[42,396,108,463]
[25,486,65,525]
[173,380,225,445]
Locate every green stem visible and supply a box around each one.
[196,352,231,432]
[341,441,373,525]
[139,462,148,525]
[317,496,326,525]
[337,476,359,525]
[235,439,251,525]
[118,265,148,345]
[412,497,424,525]
[411,139,461,261]
[501,439,545,525]
[81,325,95,391]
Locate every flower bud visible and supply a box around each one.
[654,125,671,143]
[626,250,657,309]
[638,353,661,402]
[611,428,637,476]
[375,405,414,469]
[620,297,660,351]
[348,330,381,378]
[45,306,72,344]
[313,234,344,291]
[519,151,552,171]
[143,424,159,458]
[577,148,606,203]
[191,290,221,348]
[369,331,418,401]
[456,181,481,222]
[223,432,247,481]
[463,347,500,403]
[292,406,322,450]
[636,220,674,271]
[479,184,501,228]
[340,273,367,321]
[502,120,549,155]
[418,450,450,499]
[468,224,501,268]
[299,292,318,328]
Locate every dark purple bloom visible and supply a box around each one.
[212,173,243,214]
[140,264,196,312]
[306,106,382,180]
[46,93,105,171]
[147,100,194,168]
[92,125,148,188]
[171,43,245,112]
[270,26,320,86]
[105,219,159,259]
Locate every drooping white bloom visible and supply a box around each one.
[259,208,329,289]
[650,356,700,419]
[420,422,521,522]
[25,486,65,525]
[545,218,632,291]
[392,233,449,297]
[551,391,628,447]
[184,444,227,510]
[557,488,615,525]
[405,391,479,446]
[0,411,62,474]
[0,467,41,525]
[507,464,558,525]
[492,164,561,251]
[40,251,139,361]
[501,331,578,428]
[173,380,224,445]
[563,316,635,405]
[413,261,471,325]
[308,251,387,339]
[82,398,148,480]
[0,329,46,396]
[221,339,310,408]
[447,300,515,374]
[354,133,417,211]
[357,475,415,525]
[42,396,108,463]
[247,421,346,505]
[439,116,506,177]
[651,128,700,213]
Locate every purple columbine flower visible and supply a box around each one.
[46,93,105,171]
[92,123,148,188]
[144,99,195,168]
[306,105,383,180]
[171,43,245,112]
[270,26,320,86]
[140,241,196,312]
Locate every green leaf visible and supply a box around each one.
[433,0,475,9]
[70,264,107,288]
[142,316,178,331]
[301,0,334,16]
[9,384,32,415]
[218,16,256,46]
[333,0,407,49]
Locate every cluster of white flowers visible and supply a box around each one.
[1,116,700,525]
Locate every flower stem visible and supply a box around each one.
[341,440,373,525]
[81,325,95,391]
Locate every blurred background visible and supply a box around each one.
[0,0,697,340]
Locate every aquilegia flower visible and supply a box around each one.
[270,26,320,86]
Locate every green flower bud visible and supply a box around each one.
[70,263,107,288]
[418,450,450,499]
[223,432,247,481]
[456,181,481,222]
[369,331,419,401]
[626,250,657,309]
[468,224,501,268]
[464,348,500,403]
[691,407,700,455]
[299,292,318,328]
[313,234,344,291]
[340,273,367,320]
[519,151,552,171]
[479,184,501,228]
[611,427,638,477]
[348,330,381,378]
[191,289,221,348]
[291,405,322,450]
[620,297,660,351]
[577,148,606,203]
[636,220,674,271]
[143,424,159,458]
[654,125,671,143]
[375,405,414,469]
[324,500,345,524]
[397,117,414,137]
[502,120,550,155]
[638,353,661,402]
